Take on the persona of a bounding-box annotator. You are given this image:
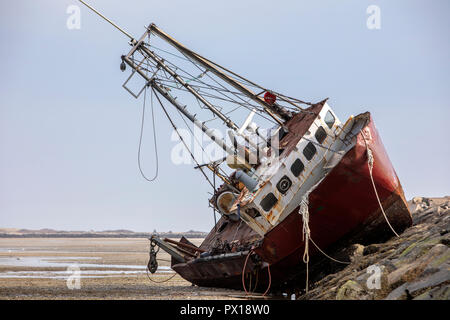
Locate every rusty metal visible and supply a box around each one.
[150,235,186,263]
[148,238,159,273]
[171,245,197,258]
[168,112,412,290]
[163,238,206,253]
[74,8,412,291]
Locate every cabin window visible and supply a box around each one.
[291,159,304,177]
[303,142,317,161]
[260,193,278,212]
[325,111,335,129]
[315,126,327,144]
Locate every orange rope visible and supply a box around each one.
[241,250,253,295]
[262,264,271,297]
[241,250,271,297]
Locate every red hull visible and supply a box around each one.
[172,113,412,290]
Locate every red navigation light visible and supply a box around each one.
[264,91,277,105]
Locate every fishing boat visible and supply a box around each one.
[79,1,412,293]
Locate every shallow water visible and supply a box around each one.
[0,256,173,279]
[0,268,173,279]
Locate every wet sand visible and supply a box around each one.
[0,238,243,300]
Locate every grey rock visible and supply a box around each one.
[407,269,450,294]
[297,196,450,300]
[336,280,368,300]
[414,285,449,300]
[363,244,380,256]
[385,283,408,300]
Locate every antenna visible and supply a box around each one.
[78,0,135,42]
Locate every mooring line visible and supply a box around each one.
[361,133,400,237]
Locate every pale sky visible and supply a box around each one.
[0,0,449,232]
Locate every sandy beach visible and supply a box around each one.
[0,238,243,300]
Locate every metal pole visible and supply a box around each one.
[122,31,260,165]
[149,24,289,125]
[213,167,217,232]
[150,80,236,156]
[78,0,135,42]
[138,44,239,131]
[132,39,262,162]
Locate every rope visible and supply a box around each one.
[299,194,310,293]
[138,40,159,182]
[254,269,259,294]
[137,86,159,182]
[241,250,271,297]
[242,250,253,295]
[361,134,400,237]
[231,220,242,242]
[262,264,271,297]
[145,267,177,284]
[309,238,350,265]
[295,138,402,291]
[298,193,351,292]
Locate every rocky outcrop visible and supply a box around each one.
[298,196,450,300]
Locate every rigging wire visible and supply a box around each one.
[176,99,229,185]
[151,86,215,189]
[147,44,266,91]
[137,86,159,182]
[178,50,280,125]
[159,38,313,108]
[151,49,279,124]
[172,102,231,182]
[143,49,261,125]
[171,98,231,183]
[141,33,313,130]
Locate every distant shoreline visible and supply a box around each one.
[0,231,207,239]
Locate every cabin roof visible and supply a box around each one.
[279,100,327,159]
